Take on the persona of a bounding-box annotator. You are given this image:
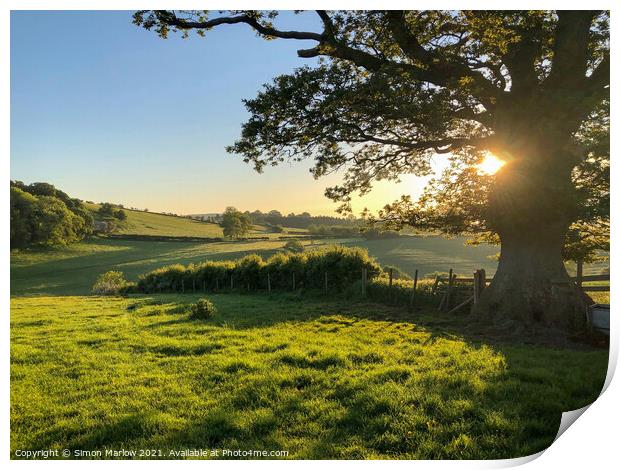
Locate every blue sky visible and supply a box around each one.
[11,10,434,215]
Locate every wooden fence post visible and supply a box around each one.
[576,259,583,289]
[181,279,185,293]
[410,269,419,307]
[267,272,271,293]
[192,279,196,292]
[473,270,481,305]
[292,272,296,290]
[362,268,367,296]
[389,268,393,287]
[443,268,454,311]
[479,269,486,293]
[431,275,440,296]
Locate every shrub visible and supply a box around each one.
[114,209,127,221]
[283,240,305,253]
[97,202,116,217]
[191,298,216,319]
[92,271,128,295]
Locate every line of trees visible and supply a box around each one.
[10,181,93,248]
[307,224,360,237]
[245,209,359,229]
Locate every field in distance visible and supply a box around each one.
[85,204,227,238]
[84,204,308,240]
[11,234,609,298]
[11,235,499,296]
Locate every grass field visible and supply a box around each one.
[85,204,225,238]
[85,204,307,239]
[10,294,608,459]
[11,237,612,302]
[11,234,609,299]
[343,237,500,277]
[11,236,499,297]
[10,238,339,296]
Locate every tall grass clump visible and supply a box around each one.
[366,276,437,306]
[190,298,217,319]
[136,245,381,293]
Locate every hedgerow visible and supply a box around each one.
[133,245,451,309]
[137,245,382,293]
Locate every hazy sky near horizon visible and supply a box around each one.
[11,10,446,216]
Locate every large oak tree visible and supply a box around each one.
[134,10,609,333]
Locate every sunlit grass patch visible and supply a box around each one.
[11,294,607,459]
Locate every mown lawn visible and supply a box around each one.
[11,294,608,459]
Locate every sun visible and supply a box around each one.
[476,153,505,175]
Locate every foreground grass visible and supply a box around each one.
[11,294,607,459]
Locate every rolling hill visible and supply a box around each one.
[85,204,224,238]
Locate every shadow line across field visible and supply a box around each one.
[10,293,608,459]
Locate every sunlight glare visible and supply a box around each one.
[476,153,505,175]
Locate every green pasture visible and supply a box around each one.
[10,294,608,459]
[11,235,609,300]
[85,204,224,238]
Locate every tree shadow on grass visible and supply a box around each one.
[21,295,606,459]
[26,412,164,453]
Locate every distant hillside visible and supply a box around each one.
[85,204,224,238]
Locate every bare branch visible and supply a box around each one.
[157,11,324,41]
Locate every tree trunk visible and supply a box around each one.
[474,227,589,332]
[473,145,591,334]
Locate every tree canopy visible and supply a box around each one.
[10,182,94,248]
[134,10,610,329]
[134,10,608,251]
[221,206,252,239]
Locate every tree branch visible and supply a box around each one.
[154,10,499,109]
[384,11,433,62]
[547,11,597,89]
[383,11,502,106]
[315,10,336,38]
[157,11,324,41]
